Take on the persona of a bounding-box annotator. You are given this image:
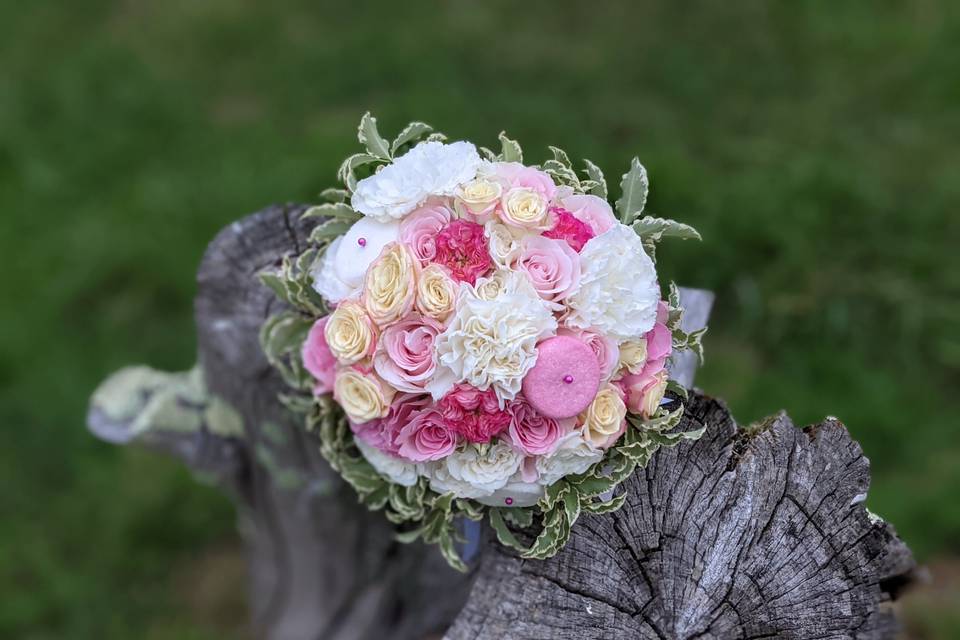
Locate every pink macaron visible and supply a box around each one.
[522,335,602,419]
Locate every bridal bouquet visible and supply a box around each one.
[260,114,706,569]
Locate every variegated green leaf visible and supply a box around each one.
[301,202,360,222]
[582,159,608,198]
[357,112,391,159]
[582,490,628,514]
[319,187,349,203]
[498,131,522,163]
[616,157,649,225]
[489,508,528,552]
[391,121,433,154]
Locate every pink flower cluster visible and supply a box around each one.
[301,156,674,490]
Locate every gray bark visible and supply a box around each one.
[445,393,915,639]
[89,204,474,640]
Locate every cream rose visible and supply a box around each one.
[483,221,522,269]
[579,383,627,449]
[457,178,502,221]
[416,264,457,322]
[618,338,648,374]
[500,187,552,231]
[364,243,419,326]
[641,369,669,418]
[324,301,377,365]
[334,369,395,424]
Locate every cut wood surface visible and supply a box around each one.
[445,393,914,639]
[89,204,913,640]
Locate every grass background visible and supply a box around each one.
[1,1,958,637]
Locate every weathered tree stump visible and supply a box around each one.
[89,204,474,640]
[445,394,915,639]
[89,204,913,640]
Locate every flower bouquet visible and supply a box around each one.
[260,114,707,570]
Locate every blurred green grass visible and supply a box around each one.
[0,1,957,637]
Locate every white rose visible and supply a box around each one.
[536,431,604,486]
[618,337,648,374]
[456,178,502,221]
[363,242,418,326]
[435,274,556,405]
[351,141,482,222]
[475,472,545,508]
[310,217,400,304]
[356,440,421,487]
[415,264,458,322]
[334,369,394,424]
[483,221,522,269]
[428,442,523,499]
[565,223,660,341]
[324,301,377,365]
[579,383,627,448]
[500,187,552,230]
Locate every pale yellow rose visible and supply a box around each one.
[640,370,669,419]
[334,369,394,423]
[579,383,627,448]
[500,187,551,230]
[618,338,648,374]
[324,301,377,365]
[456,178,502,219]
[416,264,457,322]
[364,243,418,326]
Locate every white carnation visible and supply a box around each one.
[351,141,482,222]
[536,431,604,486]
[435,272,556,405]
[310,217,399,304]
[564,223,660,340]
[356,440,421,487]
[428,442,523,499]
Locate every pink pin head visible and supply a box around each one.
[357,237,367,247]
[504,497,514,506]
[563,375,574,384]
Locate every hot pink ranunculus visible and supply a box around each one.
[516,235,581,306]
[350,393,431,455]
[558,326,619,381]
[433,220,493,285]
[506,396,562,456]
[490,162,557,200]
[543,207,595,252]
[398,200,453,265]
[302,316,337,395]
[397,409,458,461]
[373,314,443,393]
[560,194,618,235]
[438,384,511,444]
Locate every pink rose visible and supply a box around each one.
[619,369,669,418]
[506,396,563,456]
[433,220,493,285]
[350,393,431,455]
[373,314,443,393]
[543,207,595,252]
[438,384,511,444]
[490,162,557,200]
[558,326,619,381]
[397,409,458,461]
[302,316,337,395]
[398,201,453,265]
[517,235,581,306]
[560,194,618,235]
